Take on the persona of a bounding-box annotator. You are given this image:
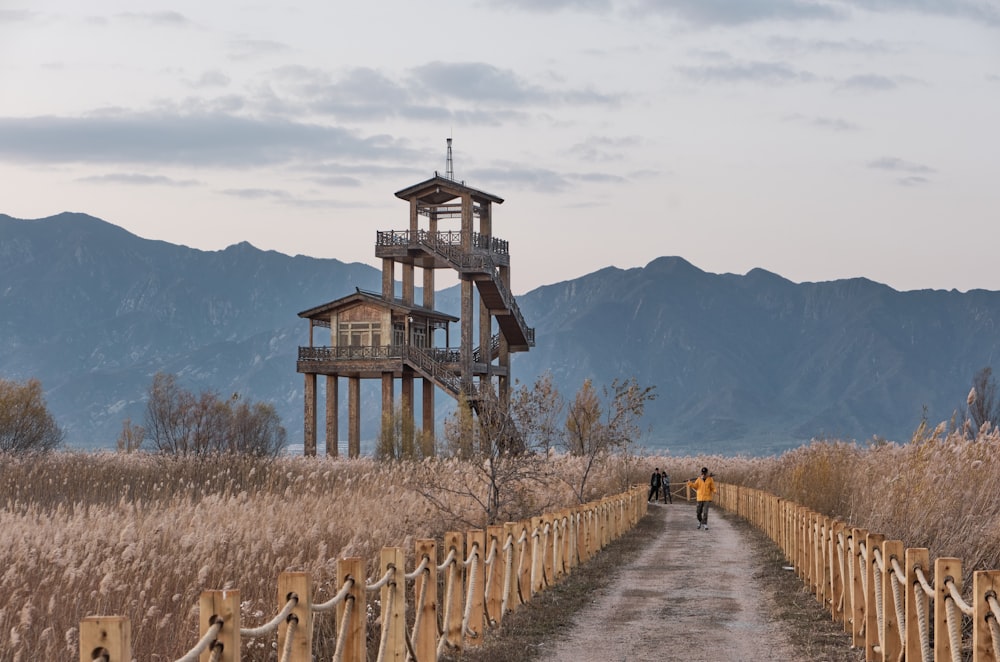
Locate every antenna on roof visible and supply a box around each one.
[445,137,454,180]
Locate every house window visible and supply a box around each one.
[337,321,382,347]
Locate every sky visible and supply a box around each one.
[2,0,999,295]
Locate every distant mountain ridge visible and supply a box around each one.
[2,212,998,456]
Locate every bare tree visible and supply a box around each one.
[562,377,657,502]
[0,378,64,452]
[142,372,286,457]
[967,366,998,433]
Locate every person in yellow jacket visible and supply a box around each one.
[687,467,716,530]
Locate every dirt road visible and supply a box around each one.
[539,501,798,662]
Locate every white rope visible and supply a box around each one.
[313,577,355,613]
[173,618,223,662]
[404,555,430,581]
[872,547,884,649]
[437,547,457,572]
[500,533,515,616]
[912,578,933,662]
[461,543,480,638]
[888,557,906,650]
[944,593,964,662]
[946,578,974,616]
[375,579,397,662]
[988,594,1000,661]
[240,596,297,638]
[436,558,457,657]
[914,566,935,598]
[408,564,429,659]
[366,566,396,592]
[278,615,298,662]
[331,596,355,662]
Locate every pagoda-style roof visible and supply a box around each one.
[297,288,459,327]
[394,174,503,206]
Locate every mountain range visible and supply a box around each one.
[3,212,997,457]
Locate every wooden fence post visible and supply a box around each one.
[973,570,1000,662]
[935,557,961,662]
[198,589,240,662]
[336,557,365,662]
[486,525,504,625]
[79,616,131,662]
[830,521,845,621]
[413,538,438,662]
[904,548,929,662]
[851,528,868,649]
[277,572,312,662]
[466,530,486,647]
[443,532,465,652]
[880,540,904,661]
[380,546,406,661]
[864,533,885,662]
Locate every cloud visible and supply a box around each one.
[412,62,550,103]
[76,173,201,187]
[0,10,37,23]
[228,39,291,61]
[678,59,818,84]
[785,114,862,131]
[188,71,232,89]
[838,74,899,91]
[629,0,844,25]
[869,157,935,186]
[486,0,613,12]
[0,112,423,168]
[767,35,896,56]
[115,11,191,27]
[569,135,645,162]
[841,0,1000,27]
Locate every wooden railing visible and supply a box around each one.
[717,484,1000,662]
[79,486,647,661]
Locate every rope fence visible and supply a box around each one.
[78,485,646,661]
[716,483,1000,662]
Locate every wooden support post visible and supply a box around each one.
[413,539,438,662]
[443,532,465,652]
[198,589,240,662]
[864,533,884,662]
[277,572,312,662]
[325,375,338,457]
[904,548,929,662]
[486,525,504,625]
[973,570,1000,662]
[381,547,406,662]
[303,373,317,457]
[79,616,131,662]
[841,528,854,634]
[337,557,365,662]
[935,557,961,662]
[348,377,360,458]
[880,540,904,662]
[851,528,868,649]
[466,530,486,646]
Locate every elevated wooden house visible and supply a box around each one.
[296,153,535,456]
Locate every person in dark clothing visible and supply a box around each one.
[648,467,662,502]
[661,470,672,503]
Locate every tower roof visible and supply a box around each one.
[394,174,503,206]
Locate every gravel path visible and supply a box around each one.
[540,500,798,662]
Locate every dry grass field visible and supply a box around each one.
[3,426,997,660]
[0,451,630,660]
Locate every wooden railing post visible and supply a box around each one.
[336,557,365,662]
[973,570,1000,662]
[79,616,131,662]
[515,521,531,605]
[935,557,961,662]
[443,532,465,652]
[486,525,504,625]
[466,530,486,647]
[880,540,904,662]
[413,538,438,662]
[277,572,312,662]
[864,533,885,662]
[380,546,406,661]
[851,528,868,650]
[198,589,240,662]
[830,521,845,621]
[904,548,929,662]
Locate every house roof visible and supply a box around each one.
[298,288,459,324]
[394,174,503,206]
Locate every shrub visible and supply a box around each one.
[0,377,64,452]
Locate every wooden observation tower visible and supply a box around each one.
[296,141,535,456]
